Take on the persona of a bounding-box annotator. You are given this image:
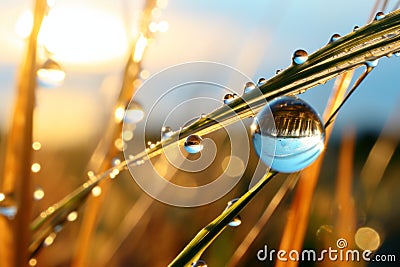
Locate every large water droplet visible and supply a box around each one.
[225,198,242,227]
[243,81,256,94]
[329,33,341,43]
[36,59,66,88]
[251,96,325,173]
[223,93,238,104]
[292,49,308,65]
[366,59,379,67]
[374,11,385,21]
[161,126,173,140]
[0,193,17,219]
[192,260,207,267]
[184,135,203,154]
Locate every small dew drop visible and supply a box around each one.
[329,33,341,43]
[29,258,37,266]
[292,49,308,65]
[112,157,121,167]
[366,59,379,67]
[0,193,17,219]
[31,163,41,173]
[161,126,173,140]
[353,25,360,31]
[275,69,282,75]
[223,93,238,104]
[192,260,207,267]
[374,11,385,21]
[394,51,400,57]
[67,211,78,222]
[225,198,242,227]
[184,135,203,154]
[243,81,256,94]
[257,78,267,86]
[91,186,102,197]
[36,59,66,88]
[33,186,45,200]
[251,96,325,173]
[32,141,42,151]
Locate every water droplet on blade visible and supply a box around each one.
[353,25,360,31]
[251,96,325,173]
[329,33,341,43]
[184,135,203,154]
[244,81,256,94]
[292,49,308,65]
[374,11,385,21]
[223,93,238,104]
[366,59,379,67]
[161,126,173,140]
[192,260,207,267]
[257,78,267,86]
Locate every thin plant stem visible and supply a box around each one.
[226,173,300,267]
[0,0,46,266]
[71,1,157,266]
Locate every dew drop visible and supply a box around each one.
[366,59,379,67]
[394,51,400,57]
[43,232,57,247]
[32,141,42,151]
[67,211,78,222]
[353,25,360,31]
[243,81,256,94]
[292,49,308,65]
[112,157,121,167]
[329,33,341,43]
[224,198,242,227]
[192,260,207,267]
[161,126,173,140]
[257,78,267,86]
[374,11,385,21]
[223,93,238,104]
[91,185,102,197]
[275,69,282,74]
[251,96,325,173]
[184,135,203,154]
[124,102,144,124]
[33,186,45,200]
[0,193,17,219]
[36,58,66,88]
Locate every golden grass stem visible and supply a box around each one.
[275,70,353,267]
[71,1,156,266]
[0,1,46,266]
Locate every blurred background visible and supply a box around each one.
[0,0,399,266]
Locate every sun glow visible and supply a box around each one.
[39,6,128,67]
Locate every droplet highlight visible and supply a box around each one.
[243,81,256,94]
[33,186,45,200]
[292,49,308,65]
[124,102,144,124]
[251,96,325,173]
[184,135,203,154]
[225,198,242,227]
[192,260,207,267]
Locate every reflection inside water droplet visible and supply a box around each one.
[251,96,325,173]
[257,78,267,86]
[223,93,238,104]
[192,259,207,267]
[374,11,385,21]
[184,135,203,154]
[292,49,308,65]
[161,126,173,140]
[329,33,341,43]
